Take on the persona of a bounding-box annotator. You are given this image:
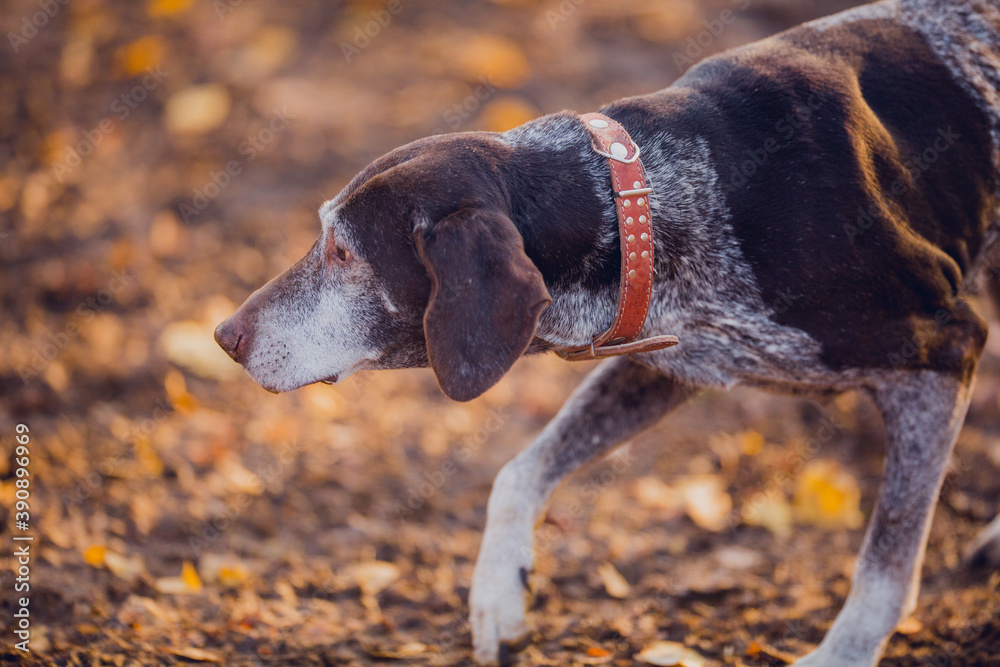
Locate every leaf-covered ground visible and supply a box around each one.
[1,0,999,665]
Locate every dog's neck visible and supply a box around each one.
[498,113,623,347]
[499,110,721,348]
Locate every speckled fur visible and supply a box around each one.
[216,1,1000,665]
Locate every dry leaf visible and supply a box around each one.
[160,320,241,380]
[597,561,631,599]
[636,640,709,666]
[115,36,165,77]
[154,561,203,594]
[457,35,530,87]
[742,491,793,538]
[632,476,681,514]
[740,430,765,456]
[164,85,232,135]
[83,545,106,566]
[169,647,221,662]
[478,97,536,132]
[680,475,732,532]
[896,616,923,635]
[148,0,196,19]
[104,550,146,582]
[793,459,864,529]
[345,560,400,596]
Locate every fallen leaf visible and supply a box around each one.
[104,550,146,582]
[457,35,530,87]
[793,459,864,529]
[631,476,681,514]
[83,545,106,566]
[680,475,732,532]
[344,560,400,596]
[181,561,203,591]
[636,640,709,666]
[169,647,221,662]
[154,561,203,594]
[478,97,536,132]
[148,0,196,18]
[896,616,923,635]
[742,491,793,538]
[740,430,765,456]
[597,561,631,599]
[164,85,232,135]
[160,320,241,380]
[115,36,166,77]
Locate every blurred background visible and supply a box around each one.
[1,0,998,664]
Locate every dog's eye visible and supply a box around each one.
[326,234,351,264]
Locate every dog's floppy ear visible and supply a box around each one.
[415,207,551,401]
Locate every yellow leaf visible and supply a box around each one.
[147,0,196,18]
[115,36,165,77]
[478,97,536,132]
[740,430,765,456]
[458,36,530,88]
[83,545,106,566]
[181,561,203,591]
[793,459,864,529]
[742,491,793,539]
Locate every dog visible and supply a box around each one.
[214,0,1000,664]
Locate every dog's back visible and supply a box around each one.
[603,0,1000,380]
[808,0,1000,267]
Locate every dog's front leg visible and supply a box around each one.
[470,356,695,664]
[794,370,975,667]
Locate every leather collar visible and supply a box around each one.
[555,112,679,361]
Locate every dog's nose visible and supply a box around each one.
[214,316,247,363]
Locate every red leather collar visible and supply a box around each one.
[557,113,679,361]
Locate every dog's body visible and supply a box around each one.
[216,0,1000,664]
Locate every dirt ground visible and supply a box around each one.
[1,0,999,665]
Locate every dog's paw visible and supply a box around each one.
[968,515,1000,568]
[469,533,533,664]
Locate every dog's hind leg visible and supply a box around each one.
[794,369,977,667]
[969,266,1000,568]
[470,356,696,665]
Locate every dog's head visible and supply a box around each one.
[215,132,552,401]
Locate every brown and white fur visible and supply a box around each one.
[215,0,1000,664]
